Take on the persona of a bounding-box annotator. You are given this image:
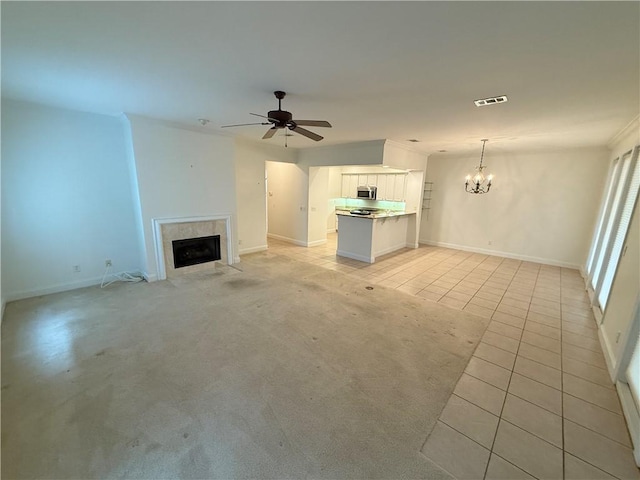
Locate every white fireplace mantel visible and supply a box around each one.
[152,214,233,281]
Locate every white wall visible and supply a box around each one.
[383,140,428,171]
[234,139,296,255]
[266,161,309,245]
[122,115,148,275]
[1,100,142,300]
[421,147,610,268]
[308,167,329,246]
[297,140,385,167]
[127,115,237,279]
[327,166,343,231]
[405,170,425,247]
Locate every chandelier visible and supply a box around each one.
[465,139,493,194]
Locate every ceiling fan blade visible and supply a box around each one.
[262,127,278,139]
[250,112,279,123]
[292,120,332,128]
[221,122,270,128]
[291,126,323,141]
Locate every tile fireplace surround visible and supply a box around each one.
[152,215,233,280]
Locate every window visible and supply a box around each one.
[586,145,640,313]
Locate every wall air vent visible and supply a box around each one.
[407,139,420,143]
[474,95,508,107]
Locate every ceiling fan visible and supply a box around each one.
[221,91,332,143]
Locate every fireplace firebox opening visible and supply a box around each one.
[172,235,221,269]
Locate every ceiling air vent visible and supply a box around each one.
[474,95,508,107]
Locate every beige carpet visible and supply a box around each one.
[2,252,490,479]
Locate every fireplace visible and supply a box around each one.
[172,235,221,268]
[152,215,233,281]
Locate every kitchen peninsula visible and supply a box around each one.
[336,208,416,263]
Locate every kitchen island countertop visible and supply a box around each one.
[335,209,416,219]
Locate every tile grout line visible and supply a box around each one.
[412,253,505,307]
[481,260,533,480]
[280,239,629,479]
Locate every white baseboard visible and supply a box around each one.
[406,242,419,249]
[143,272,157,283]
[327,228,337,234]
[267,233,307,247]
[337,249,373,263]
[5,275,105,302]
[598,325,618,381]
[267,233,326,248]
[376,242,408,258]
[239,244,268,256]
[307,239,327,247]
[6,270,152,300]
[617,380,640,466]
[418,239,582,269]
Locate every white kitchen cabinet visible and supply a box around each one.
[349,175,359,197]
[393,174,406,201]
[375,173,407,201]
[341,174,360,198]
[340,172,407,201]
[376,174,388,200]
[341,175,350,198]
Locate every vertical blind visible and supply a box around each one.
[598,156,640,308]
[587,145,640,312]
[586,158,620,275]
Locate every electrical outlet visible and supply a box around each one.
[105,259,112,268]
[73,265,81,273]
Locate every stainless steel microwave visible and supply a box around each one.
[357,186,377,199]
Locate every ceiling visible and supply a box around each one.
[2,1,638,155]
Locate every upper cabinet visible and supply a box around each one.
[392,174,406,201]
[340,173,407,201]
[376,175,388,200]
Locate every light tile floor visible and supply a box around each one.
[264,234,639,480]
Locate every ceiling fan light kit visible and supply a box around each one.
[221,91,331,146]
